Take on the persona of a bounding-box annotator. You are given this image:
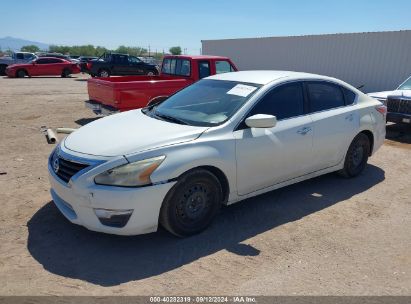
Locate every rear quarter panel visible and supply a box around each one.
[357,95,386,155]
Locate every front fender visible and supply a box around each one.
[147,141,237,200]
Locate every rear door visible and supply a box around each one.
[112,54,129,75]
[32,58,50,75]
[306,81,359,171]
[47,58,65,75]
[234,81,314,195]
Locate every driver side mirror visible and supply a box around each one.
[245,114,277,128]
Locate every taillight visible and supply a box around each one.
[376,105,387,116]
[87,62,92,69]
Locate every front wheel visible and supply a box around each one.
[146,70,156,76]
[339,133,370,178]
[159,169,222,237]
[16,69,27,78]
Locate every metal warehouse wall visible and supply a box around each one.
[202,31,411,93]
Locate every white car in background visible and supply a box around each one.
[368,75,411,124]
[48,71,386,237]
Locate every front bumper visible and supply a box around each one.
[387,112,411,124]
[48,159,175,236]
[85,100,120,116]
[5,69,15,77]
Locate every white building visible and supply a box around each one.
[202,30,411,93]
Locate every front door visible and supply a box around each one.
[234,82,314,195]
[112,54,130,75]
[128,56,145,75]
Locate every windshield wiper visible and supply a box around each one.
[154,111,189,125]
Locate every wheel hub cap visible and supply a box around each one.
[179,185,209,221]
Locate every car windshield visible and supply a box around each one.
[398,76,411,90]
[143,79,261,127]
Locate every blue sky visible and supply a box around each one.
[1,0,411,54]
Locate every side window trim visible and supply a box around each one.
[234,80,308,131]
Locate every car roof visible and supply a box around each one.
[206,70,344,85]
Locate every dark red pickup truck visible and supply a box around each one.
[85,55,238,115]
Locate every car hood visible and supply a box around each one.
[368,90,411,99]
[64,110,208,157]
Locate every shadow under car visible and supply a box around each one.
[27,164,385,287]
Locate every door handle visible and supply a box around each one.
[297,127,312,135]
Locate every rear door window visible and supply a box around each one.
[113,55,128,64]
[198,61,211,79]
[215,60,235,74]
[16,53,24,59]
[36,58,51,64]
[175,59,191,76]
[306,82,345,112]
[162,58,191,76]
[162,58,172,74]
[48,58,63,64]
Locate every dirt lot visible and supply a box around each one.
[0,74,410,296]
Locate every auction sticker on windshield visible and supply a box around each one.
[227,84,257,97]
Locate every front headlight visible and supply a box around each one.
[94,156,165,187]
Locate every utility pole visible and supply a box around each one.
[148,45,151,57]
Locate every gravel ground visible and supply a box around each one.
[0,75,410,295]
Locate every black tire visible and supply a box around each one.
[338,133,370,178]
[16,69,27,78]
[98,69,110,77]
[61,68,71,78]
[146,70,156,76]
[159,169,223,237]
[0,65,7,76]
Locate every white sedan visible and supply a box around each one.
[48,71,386,237]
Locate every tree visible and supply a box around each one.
[115,45,147,56]
[169,46,182,55]
[21,45,40,53]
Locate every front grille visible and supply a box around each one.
[387,97,411,114]
[52,155,89,183]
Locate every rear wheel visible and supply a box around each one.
[16,69,27,78]
[61,68,71,78]
[98,69,110,77]
[146,70,155,76]
[159,169,222,237]
[339,133,370,178]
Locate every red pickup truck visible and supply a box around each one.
[85,55,238,115]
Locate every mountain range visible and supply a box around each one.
[0,36,49,51]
